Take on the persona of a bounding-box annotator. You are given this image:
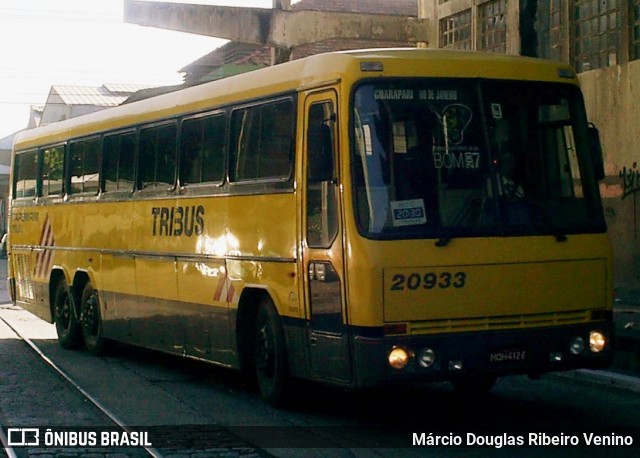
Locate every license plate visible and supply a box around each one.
[489,348,527,363]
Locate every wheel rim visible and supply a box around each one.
[256,324,274,378]
[81,292,100,339]
[56,292,72,331]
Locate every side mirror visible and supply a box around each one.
[587,123,605,181]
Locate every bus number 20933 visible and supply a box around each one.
[390,272,467,291]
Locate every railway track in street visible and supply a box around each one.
[0,303,273,458]
[0,304,161,458]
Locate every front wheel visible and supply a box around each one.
[254,298,289,407]
[80,282,106,356]
[53,279,82,349]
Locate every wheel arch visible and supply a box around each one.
[49,268,71,321]
[235,286,276,372]
[48,268,94,323]
[71,270,92,311]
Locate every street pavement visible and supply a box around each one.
[613,285,640,374]
[0,257,638,384]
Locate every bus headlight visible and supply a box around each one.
[589,331,606,353]
[417,348,436,368]
[388,346,411,370]
[569,336,585,355]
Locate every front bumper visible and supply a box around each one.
[351,321,614,388]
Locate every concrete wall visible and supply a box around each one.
[579,60,640,287]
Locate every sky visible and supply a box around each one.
[0,0,295,140]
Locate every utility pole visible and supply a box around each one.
[272,0,292,65]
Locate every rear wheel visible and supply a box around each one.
[254,298,289,407]
[53,279,82,349]
[80,282,106,356]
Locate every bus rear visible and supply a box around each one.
[338,52,613,391]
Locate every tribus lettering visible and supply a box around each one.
[152,206,205,236]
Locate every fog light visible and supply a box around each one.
[569,336,585,355]
[589,331,606,353]
[388,346,411,370]
[417,348,436,368]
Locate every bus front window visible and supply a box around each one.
[351,79,605,240]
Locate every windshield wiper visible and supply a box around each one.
[434,196,483,248]
[525,199,568,242]
[435,236,452,247]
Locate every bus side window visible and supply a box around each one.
[138,123,177,191]
[14,150,38,199]
[41,145,65,197]
[180,113,226,186]
[230,98,294,182]
[261,101,294,178]
[69,138,100,195]
[103,131,136,193]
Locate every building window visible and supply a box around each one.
[478,0,507,53]
[633,0,640,60]
[574,0,621,71]
[440,9,472,50]
[548,0,565,61]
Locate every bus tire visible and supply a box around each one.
[254,298,289,407]
[80,282,106,356]
[53,279,82,349]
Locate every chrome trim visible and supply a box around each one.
[10,244,296,264]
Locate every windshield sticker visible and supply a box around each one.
[431,104,472,145]
[363,124,373,156]
[393,122,408,154]
[374,89,414,100]
[432,146,481,169]
[420,89,458,101]
[491,103,503,119]
[390,199,427,227]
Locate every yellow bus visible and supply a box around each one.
[7,49,613,405]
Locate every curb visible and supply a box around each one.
[553,369,640,393]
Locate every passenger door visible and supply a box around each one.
[301,91,352,383]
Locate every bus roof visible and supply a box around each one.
[14,48,578,150]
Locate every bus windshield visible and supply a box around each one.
[351,78,606,240]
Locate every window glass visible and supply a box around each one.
[306,101,338,248]
[139,123,177,191]
[69,138,100,194]
[180,113,226,186]
[104,132,136,192]
[478,0,507,53]
[574,0,621,71]
[351,79,605,240]
[41,145,65,197]
[439,9,472,50]
[230,99,294,181]
[14,150,38,198]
